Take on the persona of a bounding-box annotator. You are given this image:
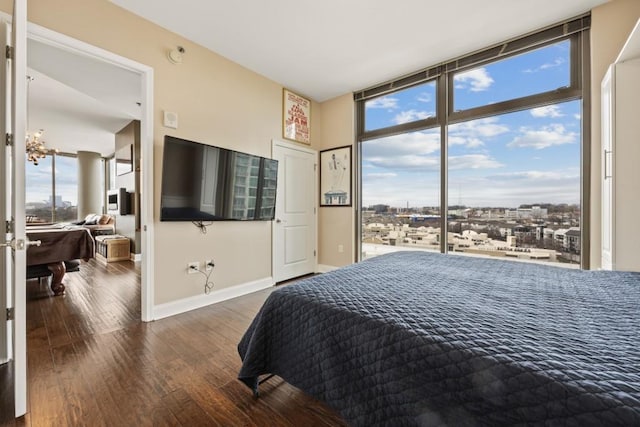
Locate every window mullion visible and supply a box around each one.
[359,116,439,142]
[438,73,448,254]
[448,88,582,125]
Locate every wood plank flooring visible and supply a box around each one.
[3,259,346,426]
[0,361,14,423]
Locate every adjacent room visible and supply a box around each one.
[1,0,639,425]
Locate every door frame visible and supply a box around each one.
[0,15,11,369]
[24,21,155,321]
[271,138,318,282]
[0,11,156,321]
[0,9,155,419]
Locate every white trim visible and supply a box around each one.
[153,277,274,320]
[130,253,142,263]
[272,138,317,155]
[316,264,339,273]
[0,16,10,369]
[140,68,154,321]
[21,17,156,321]
[10,1,28,417]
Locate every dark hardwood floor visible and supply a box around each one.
[4,259,346,426]
[0,361,14,423]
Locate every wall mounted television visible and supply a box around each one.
[160,135,278,221]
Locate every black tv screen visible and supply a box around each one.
[160,136,278,221]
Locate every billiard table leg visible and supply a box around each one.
[47,261,66,296]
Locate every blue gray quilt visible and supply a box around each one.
[238,251,640,426]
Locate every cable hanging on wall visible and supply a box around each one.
[192,220,213,234]
[189,260,216,294]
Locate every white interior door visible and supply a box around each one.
[0,0,27,418]
[272,139,316,283]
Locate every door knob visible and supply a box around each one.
[26,239,42,247]
[0,239,41,250]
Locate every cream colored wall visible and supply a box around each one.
[76,151,102,218]
[317,94,355,267]
[590,0,640,269]
[0,0,324,305]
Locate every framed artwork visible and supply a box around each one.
[320,145,352,207]
[283,88,311,144]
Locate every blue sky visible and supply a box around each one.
[362,40,580,209]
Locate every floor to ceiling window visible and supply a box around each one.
[357,15,589,267]
[25,153,79,223]
[361,128,441,258]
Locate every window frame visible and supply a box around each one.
[448,35,582,125]
[355,14,591,268]
[25,151,79,223]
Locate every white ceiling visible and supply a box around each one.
[111,0,608,102]
[27,38,140,156]
[29,0,608,155]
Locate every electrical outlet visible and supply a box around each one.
[338,244,344,253]
[187,262,199,274]
[205,259,214,272]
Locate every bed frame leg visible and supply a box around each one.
[253,374,276,398]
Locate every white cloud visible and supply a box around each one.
[449,136,485,148]
[366,172,397,179]
[446,168,580,208]
[507,124,577,150]
[367,154,440,171]
[365,96,399,110]
[574,113,581,120]
[417,92,432,103]
[363,165,580,209]
[486,170,579,181]
[447,117,509,149]
[449,154,503,170]
[454,67,494,92]
[362,175,441,208]
[393,109,433,124]
[362,130,440,158]
[523,57,565,73]
[450,117,509,138]
[465,138,485,148]
[531,105,563,118]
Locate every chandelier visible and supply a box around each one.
[26,75,51,165]
[26,129,48,165]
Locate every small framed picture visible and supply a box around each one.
[320,145,352,207]
[283,88,311,144]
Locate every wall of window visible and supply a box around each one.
[356,15,590,267]
[25,153,78,223]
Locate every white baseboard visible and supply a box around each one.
[316,264,339,273]
[131,253,142,262]
[153,277,274,320]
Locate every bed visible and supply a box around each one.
[238,251,640,426]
